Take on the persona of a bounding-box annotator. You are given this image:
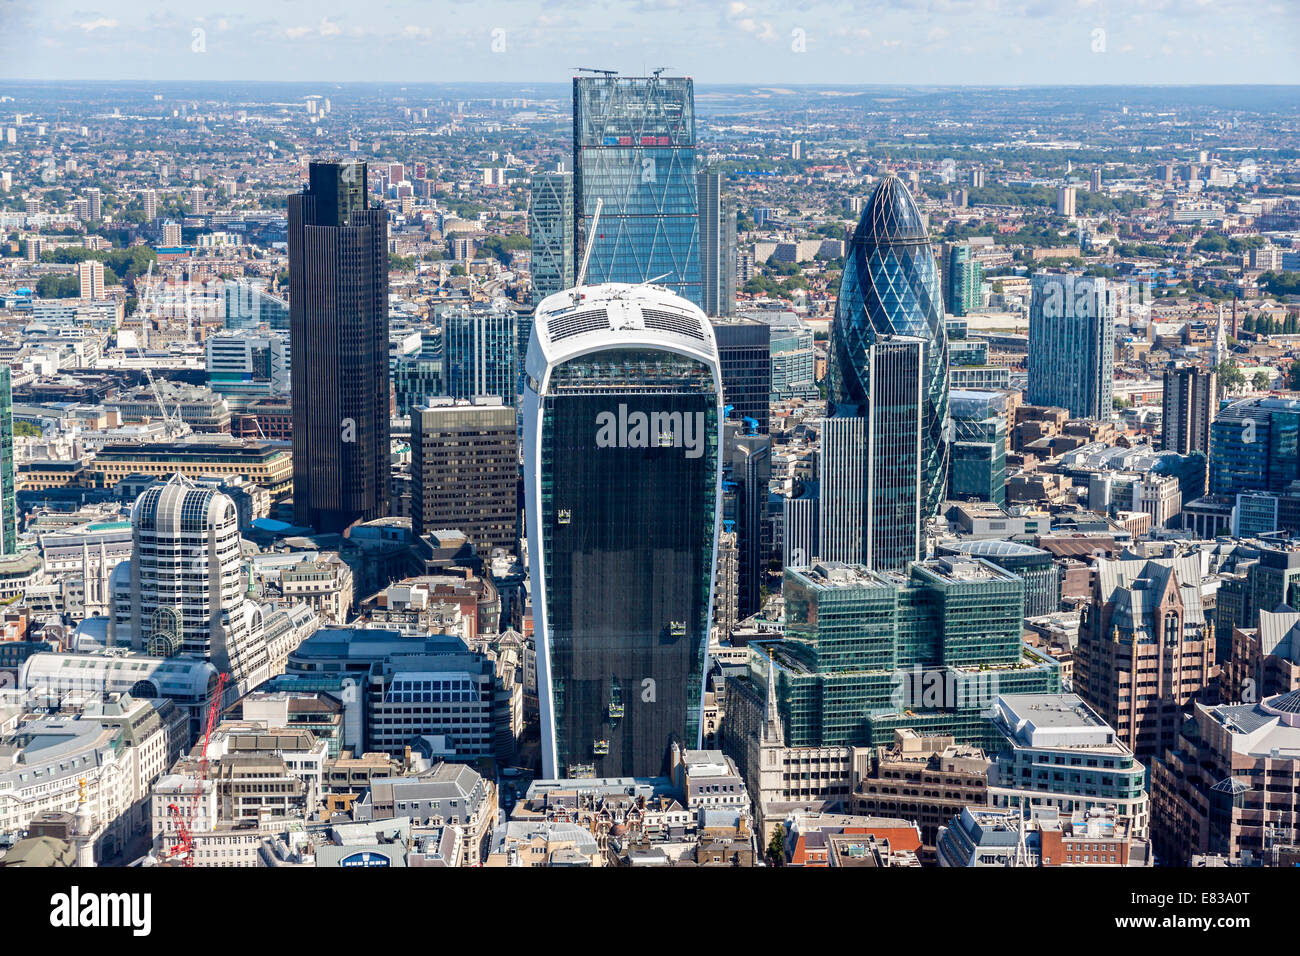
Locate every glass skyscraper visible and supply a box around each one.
[698,170,737,317]
[289,161,390,534]
[944,242,984,317]
[441,302,519,406]
[829,175,949,562]
[524,282,721,778]
[529,170,575,305]
[573,74,701,308]
[1027,272,1116,420]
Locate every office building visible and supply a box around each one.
[109,476,271,692]
[722,421,771,619]
[987,694,1150,838]
[698,170,737,317]
[712,318,771,433]
[411,397,518,554]
[818,415,866,565]
[1027,273,1116,420]
[1208,397,1300,496]
[742,559,1060,752]
[206,331,290,401]
[529,170,575,305]
[1075,555,1213,762]
[829,174,949,537]
[760,311,820,403]
[1161,365,1216,455]
[442,301,518,405]
[937,805,1146,867]
[289,161,390,533]
[524,282,722,778]
[937,539,1059,618]
[572,73,701,308]
[948,388,1007,506]
[1152,689,1300,866]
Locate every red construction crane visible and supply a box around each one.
[165,671,228,867]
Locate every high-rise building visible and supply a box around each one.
[1027,273,1116,420]
[1090,167,1103,192]
[945,243,983,316]
[864,337,925,570]
[1075,555,1213,763]
[948,388,1007,507]
[758,311,820,403]
[528,171,575,305]
[722,421,771,620]
[1204,396,1300,497]
[441,302,518,405]
[818,415,866,565]
[1056,185,1076,217]
[109,476,270,691]
[698,170,737,317]
[572,73,701,308]
[1161,365,1217,455]
[288,161,390,533]
[78,260,104,300]
[829,174,949,540]
[85,186,101,220]
[0,365,15,556]
[711,318,771,433]
[524,282,721,778]
[142,188,157,221]
[749,559,1060,751]
[162,221,182,247]
[411,397,519,554]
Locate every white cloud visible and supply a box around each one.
[78,17,118,32]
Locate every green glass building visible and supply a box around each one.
[752,558,1060,751]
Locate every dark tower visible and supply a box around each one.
[289,161,390,533]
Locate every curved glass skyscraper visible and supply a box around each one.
[829,175,949,567]
[524,282,722,778]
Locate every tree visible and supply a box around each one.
[1288,360,1300,392]
[1216,360,1246,393]
[1253,370,1272,392]
[766,826,785,866]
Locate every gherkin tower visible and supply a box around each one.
[829,175,949,566]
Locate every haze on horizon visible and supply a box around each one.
[1,0,1298,87]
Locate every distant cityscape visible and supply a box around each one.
[0,47,1297,879]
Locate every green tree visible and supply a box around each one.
[766,826,785,866]
[1288,360,1300,392]
[1253,370,1272,392]
[1216,360,1246,392]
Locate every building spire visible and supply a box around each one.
[762,648,785,747]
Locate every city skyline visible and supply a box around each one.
[2,0,1298,86]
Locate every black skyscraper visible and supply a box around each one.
[289,162,390,533]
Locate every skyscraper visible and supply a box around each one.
[529,170,575,305]
[1161,365,1217,455]
[411,397,518,554]
[78,260,104,300]
[1027,272,1116,421]
[109,475,269,689]
[0,365,15,556]
[524,282,721,778]
[698,170,737,317]
[289,161,390,533]
[572,73,701,308]
[441,301,519,405]
[829,174,949,556]
[944,243,983,316]
[711,318,771,433]
[865,337,925,570]
[818,414,866,565]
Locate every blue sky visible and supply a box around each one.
[1,0,1296,85]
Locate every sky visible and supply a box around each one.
[1,0,1297,86]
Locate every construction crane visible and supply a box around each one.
[131,259,188,438]
[165,671,228,867]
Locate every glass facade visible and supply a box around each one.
[537,347,719,777]
[1209,397,1300,496]
[573,75,701,308]
[945,242,984,316]
[529,171,575,305]
[830,175,949,525]
[442,304,519,406]
[1027,273,1116,420]
[866,338,924,570]
[753,559,1060,750]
